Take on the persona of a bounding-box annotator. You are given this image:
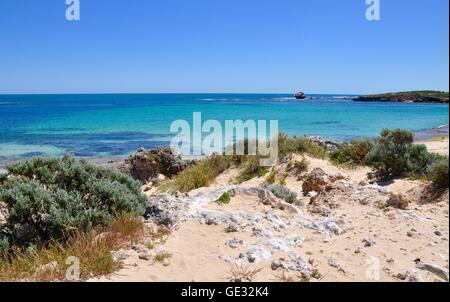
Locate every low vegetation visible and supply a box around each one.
[0,155,148,281]
[287,157,310,175]
[262,184,298,204]
[367,91,449,99]
[228,264,263,282]
[427,159,449,189]
[217,192,231,205]
[164,154,234,192]
[278,133,327,159]
[265,169,277,184]
[0,154,147,255]
[153,251,172,263]
[329,129,449,188]
[0,214,144,281]
[330,139,374,166]
[161,133,327,192]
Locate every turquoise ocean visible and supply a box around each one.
[0,94,448,163]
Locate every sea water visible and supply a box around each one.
[0,93,448,162]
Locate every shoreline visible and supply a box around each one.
[0,125,448,173]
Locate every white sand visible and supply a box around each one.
[91,154,449,283]
[420,137,449,156]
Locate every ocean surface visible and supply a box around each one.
[0,94,448,164]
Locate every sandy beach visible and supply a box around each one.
[420,136,449,156]
[91,147,449,282]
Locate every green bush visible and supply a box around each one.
[330,139,374,166]
[365,129,421,180]
[217,192,231,205]
[405,144,434,176]
[0,154,147,253]
[263,184,298,204]
[427,159,449,189]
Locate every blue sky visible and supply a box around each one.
[0,0,448,94]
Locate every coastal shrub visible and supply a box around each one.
[330,139,374,166]
[0,173,7,184]
[164,133,326,189]
[263,184,298,204]
[405,144,434,176]
[0,154,147,253]
[278,133,327,159]
[365,129,417,180]
[427,159,449,189]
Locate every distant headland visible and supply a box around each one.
[353,90,449,104]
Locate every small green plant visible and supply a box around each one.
[312,269,323,279]
[153,251,172,262]
[263,184,298,204]
[146,242,156,250]
[279,174,288,186]
[217,192,231,205]
[266,169,277,184]
[291,158,309,175]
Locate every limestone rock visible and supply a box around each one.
[294,92,306,99]
[119,147,193,182]
[144,194,187,227]
[385,193,410,210]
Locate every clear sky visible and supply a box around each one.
[0,0,448,94]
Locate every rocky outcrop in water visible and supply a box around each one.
[294,92,306,99]
[354,92,449,104]
[119,147,193,182]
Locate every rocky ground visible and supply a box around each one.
[90,140,449,283]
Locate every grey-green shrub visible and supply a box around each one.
[365,129,431,180]
[405,144,434,176]
[0,154,147,253]
[427,159,449,189]
[263,184,298,204]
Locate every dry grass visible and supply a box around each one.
[0,213,144,282]
[228,264,263,282]
[275,270,311,282]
